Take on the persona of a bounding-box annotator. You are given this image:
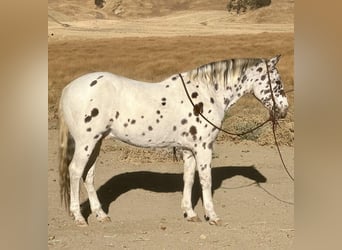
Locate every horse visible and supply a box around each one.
[58,55,288,226]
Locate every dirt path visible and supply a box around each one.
[48,129,294,249]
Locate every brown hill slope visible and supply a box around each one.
[48,0,293,23]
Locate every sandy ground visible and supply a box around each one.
[48,1,294,249]
[48,129,294,249]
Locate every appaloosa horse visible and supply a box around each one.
[58,55,288,226]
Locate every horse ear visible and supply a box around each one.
[269,55,281,66]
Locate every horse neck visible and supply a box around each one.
[219,74,252,111]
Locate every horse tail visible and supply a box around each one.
[58,99,75,210]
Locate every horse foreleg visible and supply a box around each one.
[182,150,201,222]
[195,149,221,225]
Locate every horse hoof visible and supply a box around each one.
[75,219,88,227]
[98,216,111,223]
[187,216,202,222]
[209,219,222,226]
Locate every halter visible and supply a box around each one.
[179,59,294,181]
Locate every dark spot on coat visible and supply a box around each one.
[208,109,212,113]
[173,126,177,131]
[181,119,188,125]
[131,119,136,124]
[279,89,286,97]
[115,111,120,119]
[156,119,160,123]
[257,67,263,72]
[193,102,203,116]
[241,75,247,83]
[148,126,153,131]
[86,127,91,132]
[172,76,177,81]
[208,141,214,149]
[261,75,266,81]
[161,97,166,101]
[84,146,88,151]
[165,85,169,88]
[182,132,189,137]
[214,83,218,90]
[109,118,114,122]
[210,97,215,104]
[202,142,206,149]
[94,134,100,139]
[156,110,160,114]
[90,80,97,87]
[141,115,144,119]
[123,123,128,127]
[191,92,198,98]
[188,113,192,117]
[161,102,166,106]
[91,108,99,117]
[189,126,197,136]
[142,132,145,136]
[97,75,104,79]
[84,116,92,123]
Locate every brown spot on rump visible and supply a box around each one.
[181,119,188,125]
[210,97,215,104]
[172,76,177,81]
[173,126,177,131]
[131,119,136,124]
[257,67,263,72]
[191,92,198,98]
[115,111,120,119]
[193,102,203,116]
[84,116,92,123]
[91,108,99,117]
[84,146,88,151]
[148,126,153,131]
[90,80,97,87]
[86,127,91,132]
[261,75,266,81]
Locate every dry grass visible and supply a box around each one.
[49,32,294,145]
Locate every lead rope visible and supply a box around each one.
[178,59,294,181]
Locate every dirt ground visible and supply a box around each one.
[48,1,294,249]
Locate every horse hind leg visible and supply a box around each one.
[68,148,89,226]
[69,137,104,226]
[82,138,110,223]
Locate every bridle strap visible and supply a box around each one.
[178,73,271,136]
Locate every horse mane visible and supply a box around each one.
[188,58,262,88]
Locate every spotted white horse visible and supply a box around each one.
[59,55,288,226]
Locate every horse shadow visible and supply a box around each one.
[80,165,267,220]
